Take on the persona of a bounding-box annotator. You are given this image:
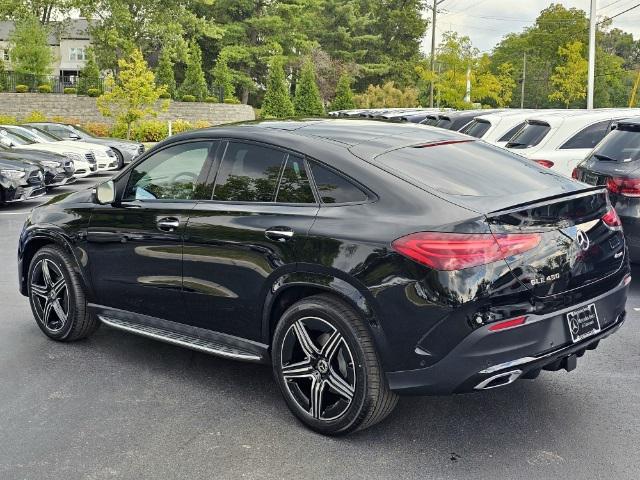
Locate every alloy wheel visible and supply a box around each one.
[30,259,69,332]
[280,317,356,421]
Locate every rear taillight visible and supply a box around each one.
[602,207,623,230]
[391,232,541,271]
[606,177,640,197]
[533,159,554,168]
[571,168,579,179]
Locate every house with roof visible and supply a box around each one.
[0,19,92,80]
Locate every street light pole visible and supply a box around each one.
[587,0,597,109]
[429,0,445,108]
[520,51,526,109]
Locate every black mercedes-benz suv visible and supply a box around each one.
[18,120,629,435]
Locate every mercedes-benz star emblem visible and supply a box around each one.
[569,316,580,335]
[576,229,590,251]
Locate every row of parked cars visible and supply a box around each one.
[332,106,640,260]
[0,122,144,205]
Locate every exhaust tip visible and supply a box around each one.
[474,370,523,390]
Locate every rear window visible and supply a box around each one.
[435,117,453,129]
[421,116,439,126]
[589,128,640,162]
[497,122,525,142]
[377,140,562,197]
[459,119,491,138]
[506,122,550,148]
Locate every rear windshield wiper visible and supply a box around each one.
[506,142,528,148]
[593,153,618,162]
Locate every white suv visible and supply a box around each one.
[504,109,640,176]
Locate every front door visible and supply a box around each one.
[183,141,319,340]
[86,140,217,323]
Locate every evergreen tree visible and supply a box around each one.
[211,54,235,102]
[330,74,355,111]
[155,48,176,98]
[178,42,208,101]
[294,59,324,116]
[261,56,294,118]
[78,47,101,94]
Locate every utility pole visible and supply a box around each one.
[429,0,446,108]
[520,52,526,109]
[587,0,597,109]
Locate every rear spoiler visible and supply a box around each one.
[486,186,607,218]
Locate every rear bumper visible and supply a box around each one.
[386,276,629,395]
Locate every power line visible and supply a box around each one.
[600,0,633,12]
[600,2,640,22]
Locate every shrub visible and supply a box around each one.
[15,84,29,93]
[159,92,171,99]
[194,120,211,129]
[204,96,216,103]
[172,119,193,134]
[181,95,196,102]
[111,120,169,142]
[0,114,18,124]
[37,84,52,94]
[64,87,77,95]
[82,122,110,137]
[23,111,46,122]
[224,97,241,104]
[50,115,81,124]
[87,88,101,97]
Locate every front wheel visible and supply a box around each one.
[272,294,397,435]
[27,245,99,341]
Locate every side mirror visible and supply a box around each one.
[69,132,81,140]
[95,180,115,205]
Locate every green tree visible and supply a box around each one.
[97,49,168,139]
[0,0,76,24]
[549,41,588,108]
[261,56,294,118]
[178,41,208,101]
[78,47,101,94]
[155,48,176,98]
[9,15,54,86]
[294,59,324,116]
[0,58,6,92]
[330,74,355,111]
[211,54,235,102]
[495,62,516,107]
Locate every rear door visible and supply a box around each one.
[182,141,319,340]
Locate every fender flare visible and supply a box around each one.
[19,226,93,299]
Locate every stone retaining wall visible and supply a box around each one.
[0,93,255,125]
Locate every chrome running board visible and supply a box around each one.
[99,316,263,362]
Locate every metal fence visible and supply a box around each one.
[0,72,106,95]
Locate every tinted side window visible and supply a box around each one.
[276,155,315,203]
[560,120,611,149]
[498,122,525,142]
[123,141,214,201]
[460,120,491,138]
[213,142,286,202]
[309,163,367,204]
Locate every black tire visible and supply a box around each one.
[27,245,99,341]
[272,294,397,435]
[113,149,125,170]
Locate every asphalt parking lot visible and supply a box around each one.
[1,175,639,480]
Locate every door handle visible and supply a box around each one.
[157,217,181,232]
[265,227,294,242]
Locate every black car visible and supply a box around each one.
[0,157,46,204]
[18,120,629,435]
[28,122,145,169]
[574,116,640,261]
[0,143,75,188]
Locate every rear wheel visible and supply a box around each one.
[113,149,125,170]
[272,294,397,435]
[28,245,99,341]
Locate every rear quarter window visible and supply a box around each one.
[309,162,368,204]
[460,120,491,138]
[507,122,550,148]
[377,140,563,197]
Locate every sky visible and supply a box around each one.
[421,0,640,54]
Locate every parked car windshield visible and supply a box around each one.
[0,129,34,146]
[506,121,551,148]
[377,140,562,197]
[14,127,61,143]
[589,128,640,163]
